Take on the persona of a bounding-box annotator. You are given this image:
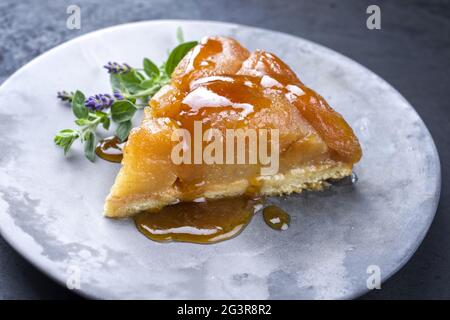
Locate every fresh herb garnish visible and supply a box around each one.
[56,90,74,102]
[115,120,133,142]
[176,26,185,43]
[110,100,137,124]
[54,129,79,155]
[71,90,88,118]
[54,29,197,162]
[165,41,198,76]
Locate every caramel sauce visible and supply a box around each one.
[191,38,223,70]
[263,205,290,231]
[184,76,271,131]
[134,170,358,243]
[95,136,125,163]
[174,38,224,89]
[153,75,271,135]
[134,197,259,244]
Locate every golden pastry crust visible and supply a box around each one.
[105,162,352,218]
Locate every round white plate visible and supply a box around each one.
[0,20,440,299]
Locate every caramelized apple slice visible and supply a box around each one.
[172,36,250,90]
[239,50,362,163]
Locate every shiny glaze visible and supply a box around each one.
[177,75,271,132]
[186,38,223,74]
[134,197,259,244]
[95,136,125,163]
[263,205,291,231]
[172,37,249,90]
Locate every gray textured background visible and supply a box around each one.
[0,0,448,299]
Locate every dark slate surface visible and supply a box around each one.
[0,0,448,299]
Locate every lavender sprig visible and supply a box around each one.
[103,62,132,74]
[113,90,124,100]
[57,90,74,102]
[84,93,115,111]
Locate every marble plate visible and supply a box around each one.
[0,20,441,299]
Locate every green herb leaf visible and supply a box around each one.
[83,131,96,162]
[54,129,80,155]
[134,69,146,82]
[110,70,143,95]
[74,118,91,126]
[110,74,123,92]
[115,120,132,142]
[92,111,110,130]
[101,116,111,130]
[139,78,156,89]
[143,58,160,78]
[176,27,184,43]
[165,41,198,76]
[111,100,137,123]
[72,90,88,119]
[92,110,108,118]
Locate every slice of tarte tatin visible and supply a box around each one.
[104,36,362,218]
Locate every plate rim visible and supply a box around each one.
[0,19,442,300]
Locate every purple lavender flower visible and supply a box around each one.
[113,90,124,100]
[57,90,74,102]
[103,62,132,74]
[84,94,114,111]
